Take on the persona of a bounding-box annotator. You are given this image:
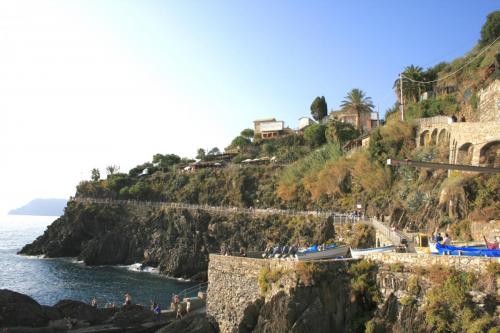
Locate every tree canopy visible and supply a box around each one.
[310,96,328,121]
[479,11,500,46]
[326,120,360,146]
[208,147,221,155]
[340,89,374,130]
[91,168,100,182]
[106,165,120,176]
[196,148,206,160]
[303,123,327,147]
[240,128,255,139]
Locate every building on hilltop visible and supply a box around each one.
[325,109,380,132]
[253,118,285,139]
[297,117,316,131]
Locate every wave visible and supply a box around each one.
[120,263,160,274]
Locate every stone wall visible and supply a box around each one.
[365,252,499,274]
[471,220,500,242]
[479,79,500,122]
[416,121,500,165]
[207,255,298,333]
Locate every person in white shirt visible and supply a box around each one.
[442,233,451,245]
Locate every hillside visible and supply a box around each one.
[9,198,67,216]
[20,14,499,269]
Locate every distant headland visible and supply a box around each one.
[9,198,67,216]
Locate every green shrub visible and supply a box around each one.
[470,92,479,112]
[258,266,285,294]
[424,270,495,333]
[388,263,405,272]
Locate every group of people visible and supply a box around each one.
[433,227,499,250]
[432,227,452,245]
[262,244,299,259]
[86,292,193,320]
[170,294,192,319]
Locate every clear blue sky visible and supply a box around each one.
[93,0,497,119]
[0,1,497,213]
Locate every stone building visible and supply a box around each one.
[253,118,285,139]
[327,110,379,132]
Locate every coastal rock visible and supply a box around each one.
[156,313,218,333]
[0,289,49,328]
[105,304,157,327]
[53,300,116,325]
[19,202,337,280]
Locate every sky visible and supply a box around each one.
[0,1,497,214]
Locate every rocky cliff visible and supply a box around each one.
[19,201,340,280]
[207,255,499,333]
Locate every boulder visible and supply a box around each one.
[157,313,218,333]
[0,289,49,328]
[106,304,155,327]
[53,300,115,325]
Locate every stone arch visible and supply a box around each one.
[438,129,449,146]
[437,129,450,161]
[419,130,430,146]
[479,140,500,168]
[456,143,474,165]
[430,128,438,145]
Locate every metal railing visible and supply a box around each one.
[174,281,208,300]
[368,218,416,252]
[69,197,362,223]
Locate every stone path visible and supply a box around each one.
[70,197,361,224]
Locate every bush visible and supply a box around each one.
[258,267,285,294]
[304,123,327,147]
[448,220,472,241]
[424,270,496,333]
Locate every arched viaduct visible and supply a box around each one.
[415,116,500,168]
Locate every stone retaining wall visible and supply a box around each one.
[365,252,499,274]
[207,255,298,333]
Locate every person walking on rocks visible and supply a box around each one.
[124,293,132,306]
[176,302,184,319]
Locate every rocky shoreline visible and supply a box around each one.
[0,289,217,333]
[18,201,337,281]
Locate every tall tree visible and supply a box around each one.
[479,11,500,46]
[106,165,120,176]
[196,148,206,160]
[207,147,220,156]
[310,96,328,121]
[91,168,100,182]
[240,128,255,140]
[393,65,425,103]
[340,89,374,131]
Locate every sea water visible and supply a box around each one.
[0,215,196,307]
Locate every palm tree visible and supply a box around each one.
[340,89,374,131]
[394,65,425,103]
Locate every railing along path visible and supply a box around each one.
[69,197,360,224]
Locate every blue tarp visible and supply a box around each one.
[435,242,500,257]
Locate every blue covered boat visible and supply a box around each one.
[435,242,500,257]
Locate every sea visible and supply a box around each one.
[0,215,196,307]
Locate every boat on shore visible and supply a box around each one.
[296,244,350,261]
[350,245,395,259]
[435,242,499,257]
